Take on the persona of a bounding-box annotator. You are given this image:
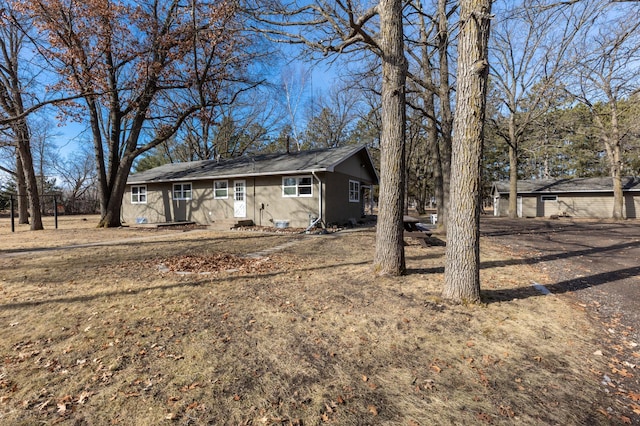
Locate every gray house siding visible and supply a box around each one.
[492,178,640,219]
[324,172,364,225]
[123,145,379,228]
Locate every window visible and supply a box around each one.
[349,180,360,202]
[541,195,558,202]
[173,183,192,200]
[214,180,228,199]
[282,176,313,197]
[131,185,147,204]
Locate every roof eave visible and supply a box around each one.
[127,167,331,185]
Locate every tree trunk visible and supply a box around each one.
[508,143,518,218]
[15,122,43,231]
[507,112,518,218]
[443,0,492,303]
[373,0,407,276]
[609,103,624,219]
[15,152,29,224]
[97,155,134,228]
[437,0,453,232]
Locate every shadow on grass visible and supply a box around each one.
[479,217,639,238]
[0,231,299,257]
[408,239,640,275]
[0,258,372,311]
[482,265,640,303]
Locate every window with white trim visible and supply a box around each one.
[214,180,228,199]
[173,183,192,200]
[540,195,558,202]
[282,176,313,197]
[131,185,147,204]
[349,180,360,202]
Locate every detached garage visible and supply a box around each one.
[491,177,640,219]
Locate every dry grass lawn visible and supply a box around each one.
[0,215,617,425]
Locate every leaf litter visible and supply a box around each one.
[0,215,631,424]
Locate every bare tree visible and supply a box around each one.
[489,0,598,218]
[0,4,44,230]
[405,0,456,229]
[567,3,640,218]
[54,146,97,214]
[279,65,312,150]
[304,82,360,148]
[253,0,408,275]
[442,0,492,303]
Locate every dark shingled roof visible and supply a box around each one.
[127,145,378,185]
[493,177,640,194]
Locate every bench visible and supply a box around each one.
[403,216,432,247]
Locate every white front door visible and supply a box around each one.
[234,180,246,218]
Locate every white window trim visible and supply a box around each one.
[282,175,313,198]
[131,185,147,204]
[173,182,192,200]
[349,180,360,203]
[214,180,228,199]
[540,195,558,202]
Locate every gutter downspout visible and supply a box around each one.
[304,171,324,232]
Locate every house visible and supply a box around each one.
[122,144,379,229]
[491,177,640,219]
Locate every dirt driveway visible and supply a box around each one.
[480,217,640,332]
[481,217,640,418]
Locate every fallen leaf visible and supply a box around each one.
[368,405,378,416]
[628,392,640,401]
[77,391,91,404]
[362,375,368,382]
[57,403,67,413]
[430,364,441,374]
[620,415,631,424]
[476,412,492,423]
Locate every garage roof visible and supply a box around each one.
[493,177,640,194]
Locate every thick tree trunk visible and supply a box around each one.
[15,123,43,231]
[443,0,492,303]
[97,156,134,228]
[373,0,407,276]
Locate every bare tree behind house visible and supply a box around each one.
[566,3,640,219]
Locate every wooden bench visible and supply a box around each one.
[403,216,432,247]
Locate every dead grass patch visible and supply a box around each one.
[0,218,618,425]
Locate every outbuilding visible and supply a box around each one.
[122,144,379,229]
[491,177,640,218]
